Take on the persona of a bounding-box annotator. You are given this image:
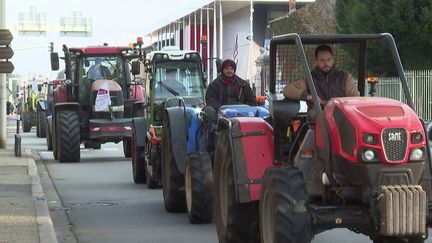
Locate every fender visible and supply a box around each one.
[165,106,188,173]
[54,102,80,113]
[219,117,274,203]
[185,107,204,153]
[132,117,147,147]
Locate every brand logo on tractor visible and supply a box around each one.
[388,132,401,141]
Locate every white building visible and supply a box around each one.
[145,0,316,90]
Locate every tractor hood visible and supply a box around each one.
[316,97,426,165]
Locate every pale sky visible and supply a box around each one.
[5,0,211,79]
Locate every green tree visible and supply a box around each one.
[336,0,432,71]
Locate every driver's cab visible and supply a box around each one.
[78,55,128,106]
[149,60,206,123]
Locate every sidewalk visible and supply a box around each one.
[0,116,57,243]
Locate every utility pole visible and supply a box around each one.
[0,0,6,148]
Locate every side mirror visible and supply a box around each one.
[50,52,59,71]
[37,84,42,92]
[84,59,90,67]
[131,61,140,75]
[215,59,222,73]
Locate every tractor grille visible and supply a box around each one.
[381,128,407,162]
[379,185,427,236]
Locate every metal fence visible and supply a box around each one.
[372,70,432,121]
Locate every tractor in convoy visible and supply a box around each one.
[45,79,63,151]
[49,44,145,162]
[20,83,38,133]
[35,81,51,138]
[129,46,207,194]
[213,33,432,243]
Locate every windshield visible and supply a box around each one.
[153,61,205,103]
[78,55,127,105]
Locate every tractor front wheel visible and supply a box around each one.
[22,112,32,133]
[185,152,213,224]
[214,128,260,243]
[56,110,80,162]
[260,167,312,243]
[161,117,186,212]
[37,106,46,138]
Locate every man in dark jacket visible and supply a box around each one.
[203,59,257,150]
[206,59,256,110]
[204,59,256,119]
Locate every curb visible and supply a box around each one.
[27,149,58,243]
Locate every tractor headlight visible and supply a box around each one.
[64,79,72,85]
[411,132,423,144]
[185,54,191,59]
[410,148,425,161]
[362,149,376,161]
[363,133,377,145]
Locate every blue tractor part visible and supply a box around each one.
[165,102,270,224]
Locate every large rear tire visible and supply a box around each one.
[132,124,146,184]
[123,138,132,158]
[37,106,47,138]
[185,152,213,224]
[260,167,312,243]
[161,117,186,212]
[214,128,260,243]
[57,110,80,163]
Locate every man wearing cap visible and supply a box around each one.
[203,59,257,149]
[205,59,256,111]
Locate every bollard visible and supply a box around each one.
[14,134,21,157]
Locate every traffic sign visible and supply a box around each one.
[0,47,13,59]
[0,29,14,74]
[0,29,13,46]
[0,62,14,73]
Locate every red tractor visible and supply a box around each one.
[213,33,432,243]
[49,44,145,162]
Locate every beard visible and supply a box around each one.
[319,66,332,74]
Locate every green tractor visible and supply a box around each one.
[21,83,39,133]
[35,81,50,138]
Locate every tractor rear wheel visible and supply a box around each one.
[161,118,186,212]
[22,112,32,133]
[57,110,80,163]
[123,138,132,158]
[46,119,53,151]
[185,152,213,224]
[260,167,312,243]
[214,128,260,243]
[132,124,146,183]
[37,106,46,138]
